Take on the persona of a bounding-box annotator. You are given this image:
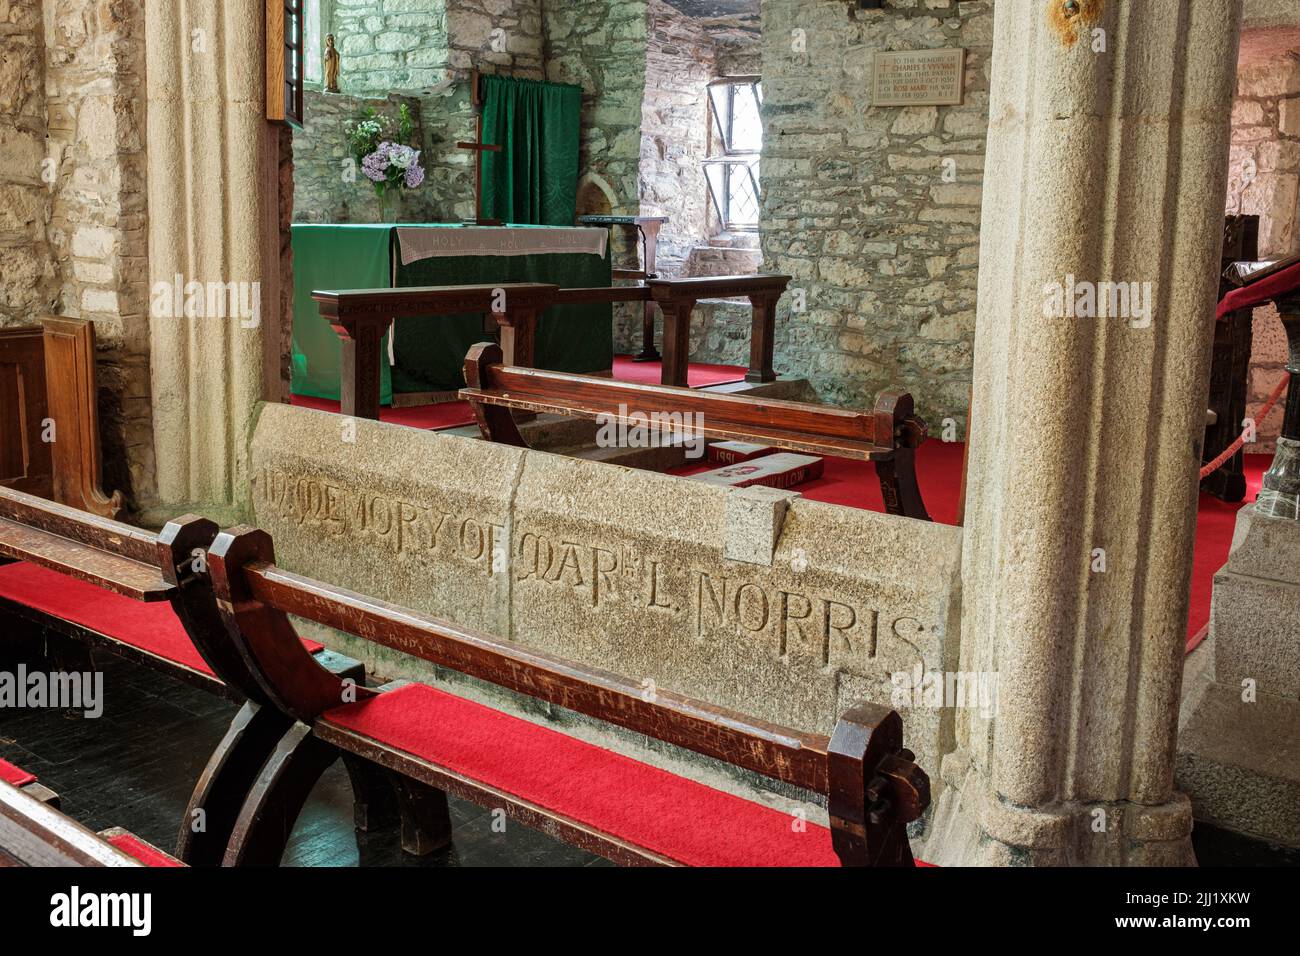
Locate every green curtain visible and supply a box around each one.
[290,224,393,404]
[480,75,582,225]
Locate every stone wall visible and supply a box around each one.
[325,0,450,94]
[1226,50,1300,450]
[746,0,992,430]
[545,0,647,217]
[0,0,55,328]
[323,0,543,95]
[1227,53,1300,258]
[639,0,715,279]
[41,0,153,504]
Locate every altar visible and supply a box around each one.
[291,223,613,402]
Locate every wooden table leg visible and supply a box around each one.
[746,292,778,384]
[635,221,663,362]
[335,319,384,421]
[660,299,695,387]
[497,307,538,369]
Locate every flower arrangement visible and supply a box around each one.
[345,104,425,220]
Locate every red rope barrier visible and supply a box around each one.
[1199,372,1291,480]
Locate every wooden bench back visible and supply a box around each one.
[459,343,932,520]
[0,486,269,705]
[461,346,907,460]
[201,525,929,865]
[0,491,931,865]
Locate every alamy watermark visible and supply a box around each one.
[150,274,261,328]
[595,403,706,460]
[50,887,151,936]
[0,666,103,718]
[891,665,1000,719]
[1042,274,1154,328]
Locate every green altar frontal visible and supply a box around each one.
[291,223,613,402]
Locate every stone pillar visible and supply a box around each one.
[926,0,1243,866]
[144,0,282,523]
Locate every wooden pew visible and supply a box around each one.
[183,523,930,867]
[311,274,792,419]
[0,317,124,519]
[0,777,182,867]
[460,343,932,521]
[0,486,370,865]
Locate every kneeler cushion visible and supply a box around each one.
[323,683,846,867]
[0,757,37,789]
[0,562,323,678]
[107,832,185,868]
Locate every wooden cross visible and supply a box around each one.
[458,69,504,227]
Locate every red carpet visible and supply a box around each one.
[0,562,323,677]
[1188,455,1270,646]
[108,832,185,868]
[0,758,37,789]
[673,440,968,526]
[288,356,748,430]
[324,682,844,867]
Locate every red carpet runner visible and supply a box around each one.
[0,757,37,789]
[0,562,323,677]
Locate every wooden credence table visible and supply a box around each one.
[313,273,791,420]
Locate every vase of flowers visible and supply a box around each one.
[345,104,426,223]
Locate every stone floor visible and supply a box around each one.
[0,649,1292,867]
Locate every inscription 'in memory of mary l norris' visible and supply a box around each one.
[872,48,966,108]
[253,466,932,675]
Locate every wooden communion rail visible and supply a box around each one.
[312,274,790,420]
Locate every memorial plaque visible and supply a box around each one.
[872,48,966,108]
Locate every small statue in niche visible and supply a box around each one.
[324,34,341,93]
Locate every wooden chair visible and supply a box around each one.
[460,343,932,521]
[183,523,930,867]
[0,486,370,866]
